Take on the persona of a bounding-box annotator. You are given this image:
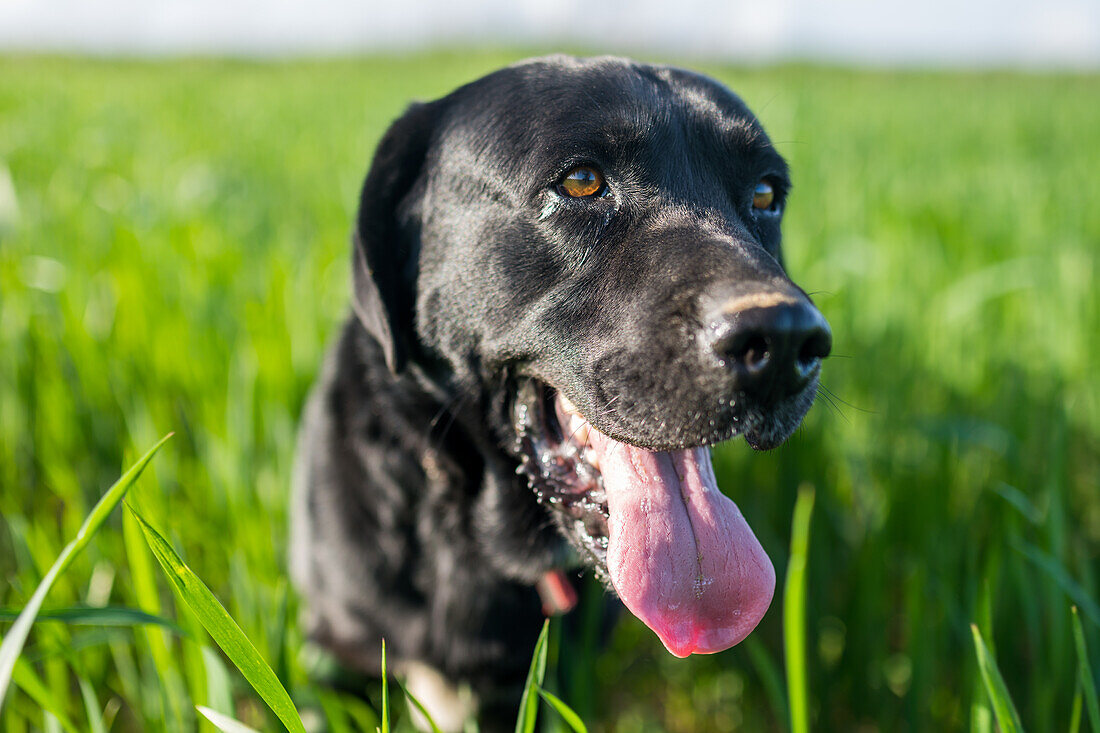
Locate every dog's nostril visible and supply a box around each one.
[735,335,770,372]
[797,329,832,370]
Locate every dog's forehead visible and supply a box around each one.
[438,57,770,170]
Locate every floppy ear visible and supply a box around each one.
[351,100,446,374]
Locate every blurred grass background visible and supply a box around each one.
[1,50,1098,731]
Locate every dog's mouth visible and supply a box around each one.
[514,380,612,569]
[512,379,776,657]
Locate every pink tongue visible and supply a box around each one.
[588,431,775,657]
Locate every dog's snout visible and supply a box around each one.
[707,292,832,403]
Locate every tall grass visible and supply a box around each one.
[1,52,1099,730]
[783,487,815,733]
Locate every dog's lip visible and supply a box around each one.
[543,382,744,452]
[743,430,785,451]
[553,386,761,453]
[536,376,812,455]
[554,390,735,456]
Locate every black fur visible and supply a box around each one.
[291,55,827,729]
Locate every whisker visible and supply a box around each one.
[597,394,622,422]
[429,391,464,430]
[816,386,848,424]
[430,391,474,449]
[819,383,875,415]
[566,415,588,445]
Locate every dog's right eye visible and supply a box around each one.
[558,167,605,198]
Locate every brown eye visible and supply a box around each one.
[559,167,604,198]
[752,181,776,210]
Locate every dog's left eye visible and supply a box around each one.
[752,181,777,211]
[558,167,606,198]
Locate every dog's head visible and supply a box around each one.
[351,56,831,657]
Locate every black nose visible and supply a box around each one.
[707,294,832,404]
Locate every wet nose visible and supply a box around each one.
[706,292,832,404]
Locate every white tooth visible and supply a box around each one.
[559,393,578,414]
[585,447,600,470]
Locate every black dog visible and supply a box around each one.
[291,55,830,730]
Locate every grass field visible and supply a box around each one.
[1,50,1099,731]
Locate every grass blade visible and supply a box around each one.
[0,434,172,711]
[381,638,390,733]
[122,503,188,727]
[515,618,550,733]
[1072,680,1084,733]
[44,711,63,733]
[342,693,381,732]
[0,605,186,634]
[197,705,263,733]
[538,688,587,733]
[127,506,307,733]
[202,645,235,719]
[970,624,1024,733]
[77,675,108,733]
[398,677,443,733]
[10,658,82,733]
[1072,606,1100,731]
[317,689,355,733]
[1014,541,1100,626]
[784,485,815,733]
[745,630,788,723]
[989,482,1043,525]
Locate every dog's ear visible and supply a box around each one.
[351,100,445,374]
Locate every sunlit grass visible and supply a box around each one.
[783,487,814,733]
[971,624,1024,733]
[1,51,1099,730]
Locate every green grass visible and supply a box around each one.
[783,487,815,733]
[1,50,1099,731]
[971,624,1024,733]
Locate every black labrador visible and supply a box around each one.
[291,55,830,730]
